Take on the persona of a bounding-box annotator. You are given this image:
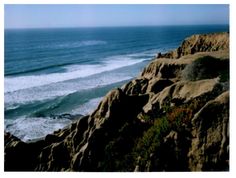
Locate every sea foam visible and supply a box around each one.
[5,117,72,142]
[5,54,148,93]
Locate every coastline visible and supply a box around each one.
[4,32,229,171]
[4,25,230,142]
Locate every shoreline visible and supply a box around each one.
[4,32,229,171]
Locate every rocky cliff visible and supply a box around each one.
[156,32,229,59]
[4,32,229,171]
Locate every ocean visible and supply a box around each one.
[4,25,229,141]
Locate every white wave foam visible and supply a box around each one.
[4,97,101,142]
[125,50,157,57]
[71,97,103,115]
[5,72,132,106]
[5,55,147,93]
[53,40,107,49]
[5,117,72,142]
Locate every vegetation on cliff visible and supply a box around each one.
[182,55,229,82]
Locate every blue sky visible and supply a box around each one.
[4,4,229,29]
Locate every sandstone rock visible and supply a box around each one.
[141,58,183,80]
[25,88,149,171]
[34,115,92,171]
[142,50,229,83]
[70,89,149,171]
[142,79,223,117]
[122,78,149,95]
[157,32,229,59]
[188,91,229,171]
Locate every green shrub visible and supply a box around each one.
[182,56,224,81]
[99,95,220,171]
[132,101,200,170]
[133,117,170,170]
[100,120,146,171]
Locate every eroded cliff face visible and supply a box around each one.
[157,32,229,59]
[189,91,229,171]
[4,32,229,171]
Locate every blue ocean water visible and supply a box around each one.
[4,25,229,141]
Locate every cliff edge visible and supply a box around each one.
[156,32,229,59]
[5,32,229,171]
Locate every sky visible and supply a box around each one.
[4,4,229,29]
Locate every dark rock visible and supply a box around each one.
[4,132,45,171]
[147,79,173,93]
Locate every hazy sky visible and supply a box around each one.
[5,4,229,29]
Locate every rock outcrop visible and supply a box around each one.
[140,78,224,118]
[188,91,229,171]
[157,32,229,59]
[4,32,229,171]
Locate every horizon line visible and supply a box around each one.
[4,24,229,30]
